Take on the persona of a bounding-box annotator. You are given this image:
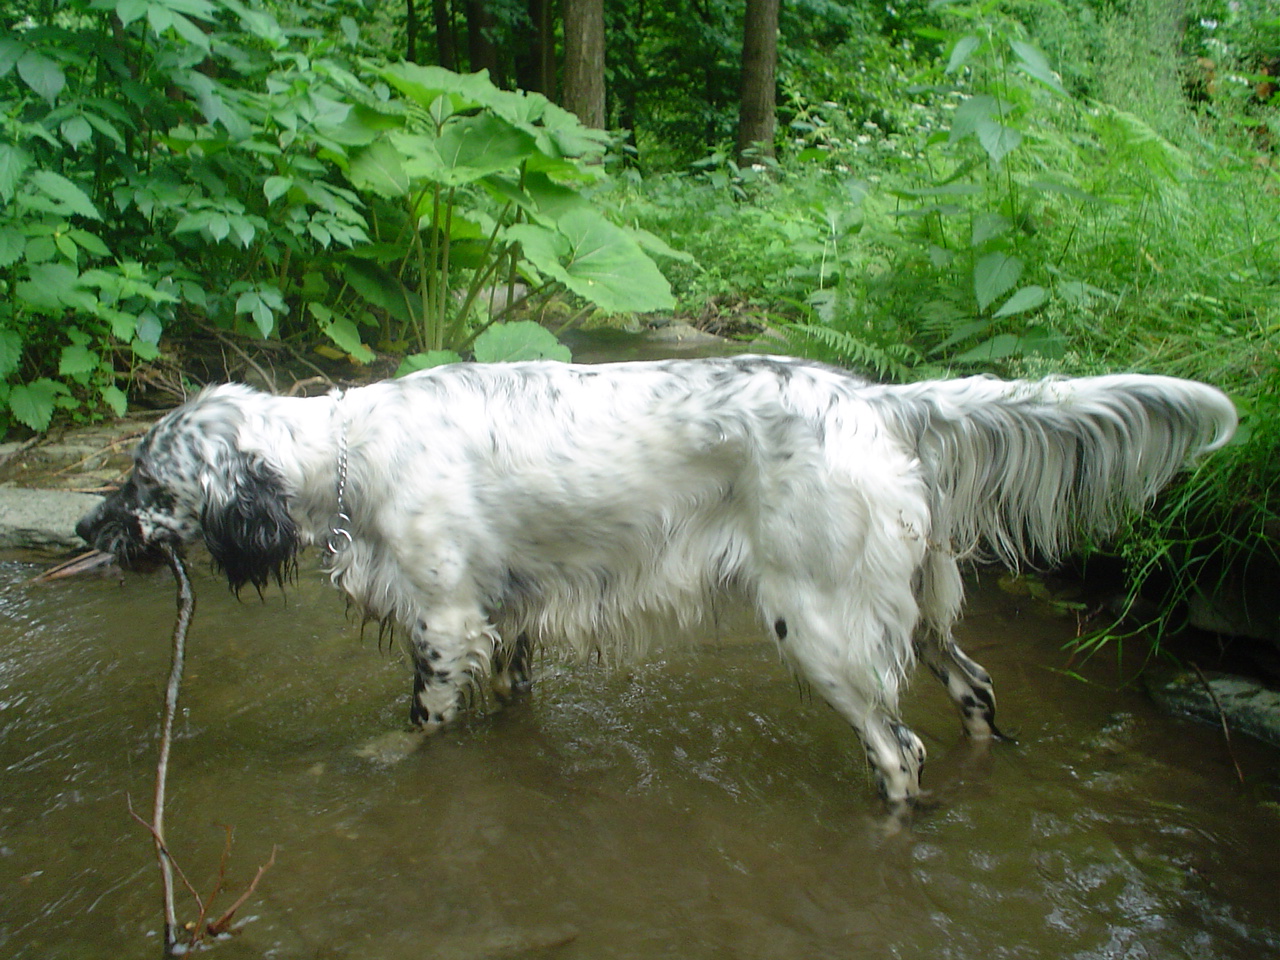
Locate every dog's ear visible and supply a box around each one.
[201,453,298,593]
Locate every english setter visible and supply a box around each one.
[76,356,1236,804]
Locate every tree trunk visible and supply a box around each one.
[433,0,458,71]
[406,0,419,62]
[465,0,499,80]
[736,0,779,163]
[563,0,606,128]
[516,0,556,98]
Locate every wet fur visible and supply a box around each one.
[76,356,1235,804]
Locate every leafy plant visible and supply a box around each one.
[335,62,676,371]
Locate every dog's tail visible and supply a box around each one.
[869,374,1237,566]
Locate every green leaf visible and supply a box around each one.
[17,262,95,312]
[1010,39,1065,95]
[0,37,23,76]
[0,144,31,202]
[396,350,463,376]
[101,383,128,416]
[29,170,100,219]
[116,0,150,28]
[472,321,570,363]
[974,252,1023,311]
[263,176,293,203]
[8,379,67,431]
[67,228,110,258]
[509,210,674,314]
[947,35,981,74]
[348,139,411,198]
[949,95,995,143]
[343,260,413,322]
[0,328,21,378]
[61,115,93,150]
[993,285,1047,318]
[951,333,1022,364]
[971,213,1011,248]
[16,50,65,104]
[380,62,497,114]
[59,343,99,379]
[168,10,211,50]
[433,114,537,184]
[0,226,23,267]
[309,304,375,363]
[975,118,1022,164]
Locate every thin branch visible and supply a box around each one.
[1190,662,1246,785]
[207,845,278,936]
[198,323,279,393]
[155,545,195,953]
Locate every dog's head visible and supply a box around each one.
[76,386,299,591]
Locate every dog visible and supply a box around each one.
[76,355,1236,804]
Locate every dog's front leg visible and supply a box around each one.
[407,609,499,732]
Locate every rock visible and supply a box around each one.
[0,486,103,551]
[1146,668,1280,748]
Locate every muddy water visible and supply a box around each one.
[2,553,1279,959]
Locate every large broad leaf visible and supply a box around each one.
[973,252,1023,312]
[434,114,537,183]
[392,117,536,187]
[348,139,411,198]
[509,210,674,314]
[381,62,497,114]
[396,350,462,376]
[473,321,570,363]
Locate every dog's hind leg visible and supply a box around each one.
[914,553,1008,740]
[491,632,534,703]
[916,630,1008,741]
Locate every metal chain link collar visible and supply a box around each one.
[325,390,353,557]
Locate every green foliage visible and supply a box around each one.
[1,0,676,435]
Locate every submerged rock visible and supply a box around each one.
[1147,669,1280,748]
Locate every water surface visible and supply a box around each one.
[2,553,1278,959]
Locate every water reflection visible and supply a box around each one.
[1,553,1278,959]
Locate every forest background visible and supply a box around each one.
[1,0,1278,642]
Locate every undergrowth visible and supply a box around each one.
[619,0,1280,649]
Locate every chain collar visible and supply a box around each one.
[326,390,353,557]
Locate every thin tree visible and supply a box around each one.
[516,0,556,97]
[563,0,606,128]
[736,0,779,163]
[433,0,458,70]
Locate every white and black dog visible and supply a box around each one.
[76,356,1236,804]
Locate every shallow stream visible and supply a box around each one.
[2,553,1279,959]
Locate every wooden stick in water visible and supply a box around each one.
[156,544,194,955]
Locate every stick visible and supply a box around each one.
[156,545,195,955]
[1190,662,1246,785]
